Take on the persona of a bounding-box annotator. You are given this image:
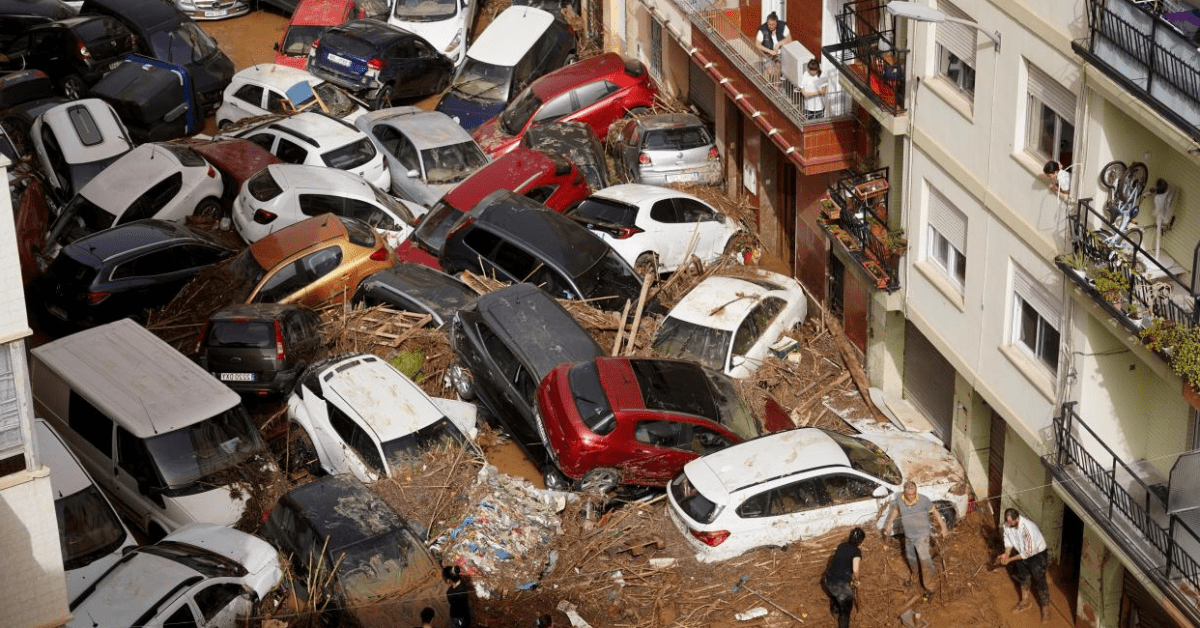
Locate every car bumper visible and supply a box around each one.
[309,65,380,95]
[636,165,723,186]
[187,3,250,19]
[211,369,300,396]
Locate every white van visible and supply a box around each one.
[34,418,135,604]
[31,319,275,539]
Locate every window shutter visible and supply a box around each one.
[928,187,967,252]
[0,347,21,455]
[1027,64,1076,122]
[1013,265,1060,324]
[935,0,977,67]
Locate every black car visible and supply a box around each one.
[260,475,449,626]
[438,189,646,313]
[0,16,137,99]
[39,219,235,327]
[196,303,324,397]
[447,283,604,485]
[88,57,197,143]
[306,18,452,109]
[0,0,73,47]
[0,69,67,155]
[79,0,234,114]
[352,263,478,328]
[521,120,611,192]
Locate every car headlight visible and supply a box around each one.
[446,28,463,53]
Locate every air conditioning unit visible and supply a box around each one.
[779,41,814,86]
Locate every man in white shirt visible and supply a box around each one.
[1043,160,1070,196]
[996,508,1051,623]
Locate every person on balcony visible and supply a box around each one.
[1043,160,1071,196]
[756,12,791,81]
[996,508,1051,623]
[799,59,828,120]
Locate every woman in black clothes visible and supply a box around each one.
[443,565,472,628]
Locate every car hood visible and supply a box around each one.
[170,484,249,526]
[430,396,478,440]
[471,116,512,154]
[165,523,283,596]
[856,428,970,499]
[435,92,504,131]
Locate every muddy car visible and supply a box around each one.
[352,263,478,327]
[520,120,609,192]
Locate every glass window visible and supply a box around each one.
[246,133,275,152]
[68,392,112,456]
[633,420,686,448]
[1015,297,1060,374]
[570,197,638,227]
[162,605,198,628]
[567,361,616,435]
[822,474,879,505]
[112,247,188,279]
[462,228,501,258]
[393,134,419,171]
[688,426,733,455]
[55,483,127,571]
[651,317,730,372]
[525,185,557,204]
[194,583,243,621]
[936,44,975,98]
[928,225,966,288]
[275,138,309,164]
[480,325,521,385]
[118,172,183,225]
[255,247,343,303]
[649,199,680,223]
[116,426,159,492]
[1027,99,1074,168]
[266,89,291,114]
[573,81,617,108]
[491,242,538,282]
[322,138,376,171]
[421,142,487,185]
[234,84,264,108]
[327,401,385,475]
[142,407,266,488]
[677,198,717,222]
[533,92,574,124]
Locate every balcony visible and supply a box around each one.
[1044,402,1200,625]
[822,0,908,135]
[816,167,904,292]
[1073,0,1200,143]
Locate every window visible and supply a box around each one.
[649,19,663,83]
[116,427,158,494]
[926,187,967,289]
[634,420,686,448]
[525,185,557,204]
[234,84,264,108]
[299,195,396,230]
[934,1,977,100]
[118,173,184,224]
[266,89,291,114]
[68,391,113,456]
[0,346,24,467]
[533,92,574,123]
[194,583,244,621]
[650,199,680,223]
[821,474,878,505]
[1011,266,1061,375]
[327,402,385,475]
[573,81,617,109]
[112,247,188,279]
[162,605,198,628]
[677,198,717,222]
[1025,63,1075,168]
[736,478,828,518]
[275,138,309,164]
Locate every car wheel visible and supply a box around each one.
[579,467,621,494]
[634,252,658,277]
[373,85,395,109]
[934,500,958,529]
[447,361,475,400]
[193,197,223,220]
[60,74,86,100]
[542,464,568,491]
[287,425,322,476]
[564,52,578,65]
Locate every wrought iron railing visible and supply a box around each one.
[822,0,907,115]
[818,167,902,292]
[1052,402,1200,593]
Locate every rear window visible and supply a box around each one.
[630,360,719,419]
[205,321,273,348]
[246,168,283,201]
[322,138,376,170]
[281,25,324,56]
[652,317,730,373]
[339,216,376,247]
[73,17,125,46]
[412,200,462,252]
[567,361,615,435]
[670,472,720,524]
[642,126,713,151]
[159,143,207,167]
[570,197,637,227]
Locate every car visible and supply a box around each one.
[0,0,75,48]
[79,0,235,115]
[231,111,390,189]
[439,189,647,313]
[355,106,488,206]
[287,352,478,481]
[88,56,200,143]
[387,0,475,68]
[0,15,137,99]
[613,112,722,186]
[0,68,69,157]
[260,475,448,626]
[273,0,384,69]
[44,141,225,257]
[535,357,783,492]
[520,120,610,192]
[666,426,970,563]
[568,184,741,275]
[231,163,420,248]
[447,283,605,486]
[651,270,807,379]
[306,18,453,108]
[39,219,236,327]
[434,5,575,131]
[224,213,397,307]
[216,64,367,129]
[352,263,478,327]
[473,52,658,158]
[196,303,325,397]
[186,137,283,206]
[67,523,283,628]
[170,0,248,20]
[260,0,385,19]
[30,98,134,203]
[34,418,135,605]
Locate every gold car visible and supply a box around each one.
[228,213,396,307]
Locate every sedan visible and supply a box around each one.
[568,184,741,275]
[614,113,722,186]
[651,270,807,378]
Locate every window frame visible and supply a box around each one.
[1024,64,1075,168]
[1010,266,1061,377]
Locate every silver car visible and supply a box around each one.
[614,113,722,186]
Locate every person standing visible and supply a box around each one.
[798,59,828,119]
[996,508,1051,623]
[443,565,472,628]
[823,527,865,628]
[756,12,792,78]
[881,480,950,601]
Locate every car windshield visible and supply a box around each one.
[281,25,324,56]
[149,22,218,63]
[499,88,542,136]
[643,126,713,151]
[568,361,616,435]
[826,431,903,485]
[143,406,266,489]
[55,485,128,571]
[652,317,730,373]
[138,541,248,578]
[392,0,456,21]
[411,200,461,252]
[380,417,467,471]
[703,370,758,439]
[570,197,637,227]
[421,142,487,184]
[449,58,512,101]
[670,472,721,524]
[159,143,206,167]
[335,525,437,594]
[322,138,376,170]
[574,251,643,310]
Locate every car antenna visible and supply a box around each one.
[139,396,160,435]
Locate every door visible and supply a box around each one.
[190,581,252,628]
[476,324,538,448]
[569,80,620,137]
[622,418,702,485]
[113,426,168,532]
[676,197,725,263]
[325,399,386,481]
[646,197,681,268]
[232,83,266,118]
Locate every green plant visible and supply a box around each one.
[886,228,907,254]
[1093,268,1129,299]
[1057,251,1088,272]
[1128,302,1141,319]
[1145,323,1200,390]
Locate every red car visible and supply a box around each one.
[535,357,789,492]
[472,53,658,159]
[396,147,592,267]
[274,0,359,70]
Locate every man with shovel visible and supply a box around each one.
[881,480,950,602]
[996,508,1051,623]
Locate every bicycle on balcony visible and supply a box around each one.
[1098,160,1150,250]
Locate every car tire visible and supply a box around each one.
[542,464,568,491]
[579,467,621,494]
[373,85,395,109]
[564,52,578,65]
[634,252,658,277]
[447,361,475,400]
[193,197,223,220]
[60,74,86,101]
[287,425,322,476]
[934,500,958,529]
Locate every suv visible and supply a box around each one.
[438,189,645,312]
[196,303,324,397]
[274,0,387,68]
[306,18,453,108]
[1,16,137,99]
[232,111,390,189]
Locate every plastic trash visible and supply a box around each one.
[735,607,769,621]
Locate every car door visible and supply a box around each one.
[646,197,681,267]
[113,425,173,532]
[187,580,253,628]
[819,472,889,532]
[733,476,831,548]
[275,136,311,165]
[475,324,537,446]
[411,38,448,94]
[674,197,726,262]
[621,417,734,485]
[388,39,420,95]
[325,399,386,481]
[232,83,266,118]
[251,245,344,304]
[567,80,621,138]
[108,244,194,308]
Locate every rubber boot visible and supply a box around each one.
[1013,587,1032,612]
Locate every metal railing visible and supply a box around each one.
[676,0,854,124]
[1052,402,1200,592]
[822,0,907,115]
[821,167,901,291]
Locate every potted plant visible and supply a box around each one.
[1056,251,1089,283]
[886,228,908,256]
[1094,268,1129,304]
[1127,302,1144,327]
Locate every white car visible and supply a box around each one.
[568,184,742,275]
[667,427,970,563]
[233,163,424,249]
[215,64,368,128]
[287,352,479,483]
[651,270,807,378]
[231,111,390,189]
[34,419,135,605]
[31,98,135,203]
[388,0,475,68]
[68,523,283,628]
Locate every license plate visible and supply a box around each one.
[108,61,122,70]
[668,172,700,183]
[219,372,256,382]
[203,9,224,15]
[326,53,352,67]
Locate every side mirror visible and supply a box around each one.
[273,42,280,51]
[873,485,890,498]
[730,355,746,368]
[406,168,419,178]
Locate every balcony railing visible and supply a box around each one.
[1047,402,1200,619]
[816,167,903,292]
[1074,0,1200,142]
[677,0,854,125]
[822,0,907,116]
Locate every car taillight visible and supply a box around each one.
[76,41,92,61]
[87,291,109,305]
[367,58,386,71]
[195,320,211,354]
[613,225,643,239]
[311,39,319,50]
[207,165,216,178]
[253,209,277,224]
[708,147,719,161]
[369,246,390,261]
[690,529,730,547]
[638,153,650,165]
[274,320,285,360]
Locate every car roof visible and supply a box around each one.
[39,99,130,160]
[686,428,848,498]
[249,213,351,268]
[595,357,721,418]
[246,111,365,149]
[188,138,282,185]
[289,0,355,25]
[35,419,93,499]
[465,5,555,66]
[316,354,448,441]
[470,190,611,276]
[329,17,411,43]
[531,52,628,100]
[358,106,473,150]
[591,183,699,205]
[357,263,476,317]
[443,148,563,208]
[235,63,322,90]
[665,275,775,331]
[210,303,308,322]
[0,0,73,18]
[472,283,604,380]
[70,551,200,625]
[268,162,373,194]
[81,0,181,32]
[276,474,407,552]
[65,219,226,265]
[632,112,706,130]
[78,142,200,209]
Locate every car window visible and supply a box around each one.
[371,124,403,158]
[246,133,275,152]
[676,198,717,222]
[822,474,879,505]
[649,199,680,223]
[234,84,265,108]
[689,426,734,455]
[322,138,376,170]
[479,324,521,388]
[283,312,305,345]
[116,426,159,492]
[757,296,786,329]
[162,605,198,628]
[276,137,309,164]
[179,243,229,269]
[533,92,574,124]
[491,241,538,282]
[732,302,769,356]
[326,401,386,475]
[571,197,638,227]
[573,81,617,108]
[111,246,188,279]
[119,173,184,225]
[736,478,827,518]
[299,195,396,231]
[634,420,686,449]
[193,582,243,621]
[68,392,112,456]
[462,227,501,257]
[525,185,557,204]
[266,89,291,114]
[255,246,343,303]
[393,134,419,171]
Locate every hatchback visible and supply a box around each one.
[614,112,722,186]
[196,303,324,397]
[0,0,74,48]
[473,53,657,158]
[216,64,366,128]
[352,263,477,327]
[667,427,970,563]
[0,15,137,99]
[274,0,386,68]
[387,0,475,67]
[30,98,134,202]
[232,111,390,189]
[535,357,775,492]
[170,0,248,20]
[306,18,453,108]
